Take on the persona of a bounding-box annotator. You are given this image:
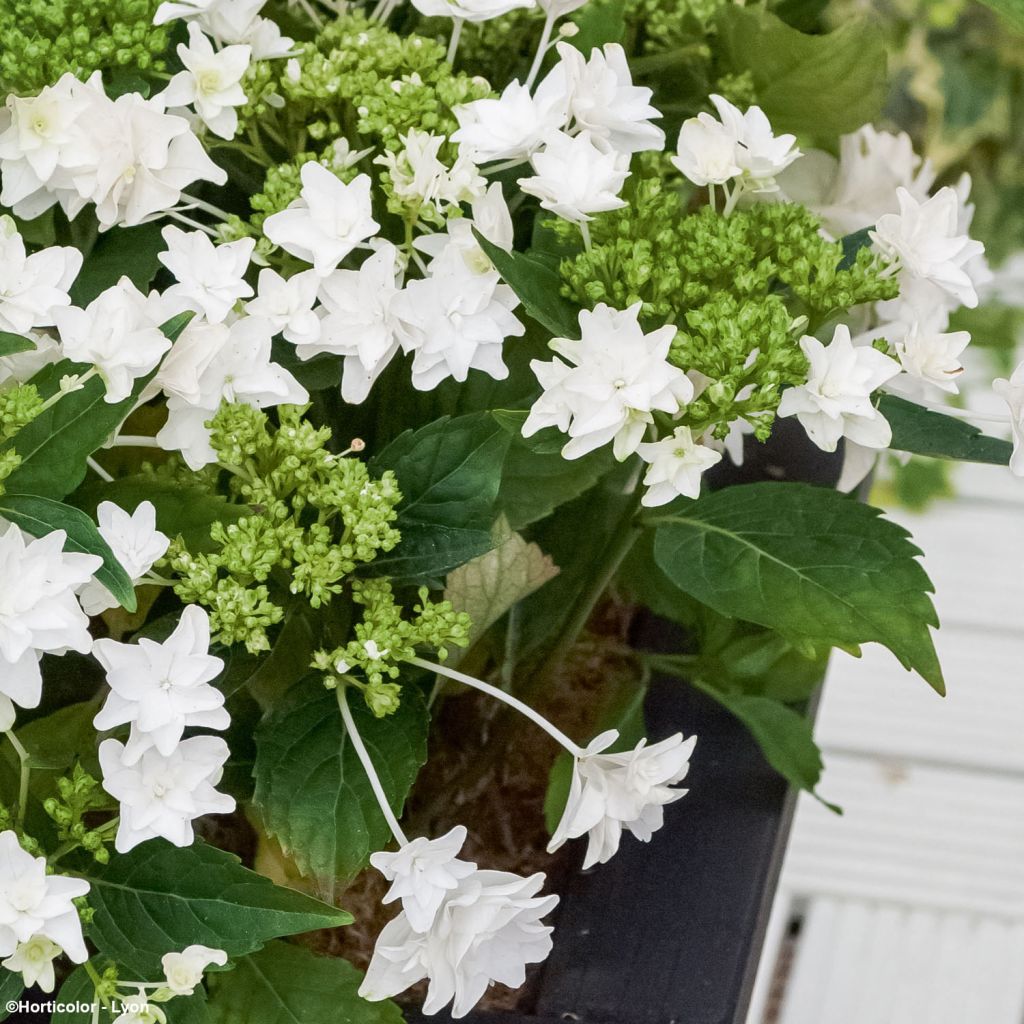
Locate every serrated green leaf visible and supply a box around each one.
[880,394,1013,465]
[207,942,402,1024]
[74,476,248,553]
[0,493,136,611]
[83,839,351,977]
[0,331,35,357]
[369,412,512,579]
[715,6,887,137]
[253,680,429,883]
[651,482,944,692]
[476,234,581,339]
[1,313,193,500]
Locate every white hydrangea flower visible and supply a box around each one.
[376,129,485,212]
[471,183,514,252]
[519,130,629,224]
[392,241,524,391]
[92,605,229,763]
[154,0,265,44]
[79,501,171,616]
[881,316,970,400]
[671,114,742,188]
[156,314,308,469]
[263,163,379,275]
[547,730,697,868]
[523,302,694,460]
[52,277,172,403]
[0,526,100,730]
[360,867,558,1019]
[242,15,297,59]
[411,0,536,23]
[75,88,227,231]
[637,426,723,506]
[0,332,61,388]
[871,186,986,309]
[159,226,255,323]
[555,42,664,154]
[0,216,82,334]
[777,324,901,453]
[309,244,402,405]
[1,935,63,992]
[0,831,90,963]
[452,76,571,165]
[537,0,588,15]
[161,944,228,996]
[144,314,224,407]
[993,361,1024,477]
[370,826,478,933]
[99,734,236,852]
[779,125,936,238]
[161,23,251,140]
[246,267,322,347]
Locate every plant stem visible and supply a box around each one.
[109,435,162,448]
[447,18,464,64]
[86,456,114,483]
[336,685,410,846]
[5,729,29,828]
[409,656,587,757]
[525,12,556,90]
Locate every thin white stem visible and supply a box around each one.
[86,456,114,483]
[108,435,163,449]
[409,656,587,758]
[166,209,219,237]
[6,730,29,828]
[180,193,234,221]
[708,183,717,214]
[337,686,410,846]
[579,220,592,253]
[524,12,556,90]
[483,157,530,175]
[722,181,744,217]
[293,0,324,27]
[447,18,464,64]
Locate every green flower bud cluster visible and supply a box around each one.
[166,403,403,653]
[0,383,43,441]
[559,176,898,434]
[43,764,112,864]
[313,580,471,717]
[625,0,723,53]
[0,449,23,496]
[0,0,168,95]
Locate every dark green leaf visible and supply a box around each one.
[652,482,944,692]
[0,493,136,611]
[0,332,35,357]
[975,0,1024,30]
[74,476,248,553]
[271,337,342,392]
[569,0,626,51]
[715,6,887,137]
[880,394,1013,465]
[370,412,512,579]
[84,839,351,977]
[207,942,402,1024]
[253,679,429,883]
[69,222,165,306]
[0,961,24,1021]
[2,313,193,500]
[838,227,874,270]
[476,234,580,339]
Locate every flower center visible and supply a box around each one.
[198,70,222,94]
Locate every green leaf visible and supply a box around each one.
[1,313,193,500]
[569,0,626,51]
[83,839,352,977]
[976,0,1024,30]
[369,412,513,579]
[271,337,342,392]
[253,679,429,883]
[692,681,828,799]
[74,476,248,553]
[0,493,136,611]
[496,411,614,530]
[207,942,403,1024]
[445,517,559,644]
[0,963,24,1021]
[69,222,166,306]
[652,482,944,692]
[715,6,887,137]
[476,234,581,339]
[880,394,1013,465]
[0,331,35,357]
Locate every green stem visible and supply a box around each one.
[5,729,29,828]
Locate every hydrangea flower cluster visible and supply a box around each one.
[0,0,1017,1018]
